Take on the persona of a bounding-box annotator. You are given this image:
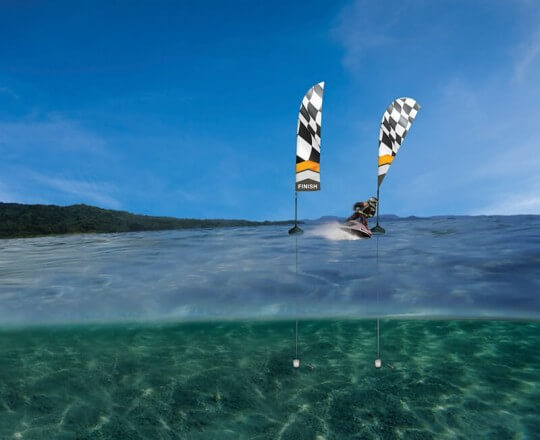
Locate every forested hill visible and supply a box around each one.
[0,203,292,239]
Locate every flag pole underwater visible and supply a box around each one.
[375,319,381,368]
[375,235,382,368]
[293,235,300,368]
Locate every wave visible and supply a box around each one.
[306,221,364,241]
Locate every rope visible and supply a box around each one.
[295,236,299,359]
[376,235,380,359]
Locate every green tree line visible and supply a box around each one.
[0,203,293,239]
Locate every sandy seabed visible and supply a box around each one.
[1,319,539,439]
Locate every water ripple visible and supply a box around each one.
[0,216,539,324]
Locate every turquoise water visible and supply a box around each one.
[1,319,539,439]
[1,217,539,438]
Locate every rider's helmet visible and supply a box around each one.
[367,197,378,208]
[366,197,378,217]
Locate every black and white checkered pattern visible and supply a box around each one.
[378,97,420,186]
[296,82,324,191]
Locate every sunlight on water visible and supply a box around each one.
[0,320,539,439]
[1,217,539,439]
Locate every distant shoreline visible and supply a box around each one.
[1,202,538,239]
[0,202,294,239]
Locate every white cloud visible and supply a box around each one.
[514,29,540,82]
[0,177,49,205]
[0,112,124,208]
[21,171,122,209]
[472,185,540,215]
[0,180,19,202]
[0,116,109,155]
[0,87,19,100]
[332,0,399,70]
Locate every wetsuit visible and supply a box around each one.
[346,202,370,228]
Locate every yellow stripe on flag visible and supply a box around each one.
[378,155,394,166]
[296,160,320,173]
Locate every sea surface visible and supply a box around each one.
[1,216,539,438]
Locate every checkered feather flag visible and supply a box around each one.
[378,97,420,187]
[296,82,324,191]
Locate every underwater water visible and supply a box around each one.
[1,216,539,438]
[1,320,539,439]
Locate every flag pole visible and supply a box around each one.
[289,190,303,234]
[372,182,385,234]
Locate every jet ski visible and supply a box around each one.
[340,220,372,238]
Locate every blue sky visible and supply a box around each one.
[1,0,540,220]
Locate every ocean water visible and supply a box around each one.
[1,216,539,438]
[1,216,539,323]
[1,320,539,439]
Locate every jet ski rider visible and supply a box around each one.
[346,197,378,229]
